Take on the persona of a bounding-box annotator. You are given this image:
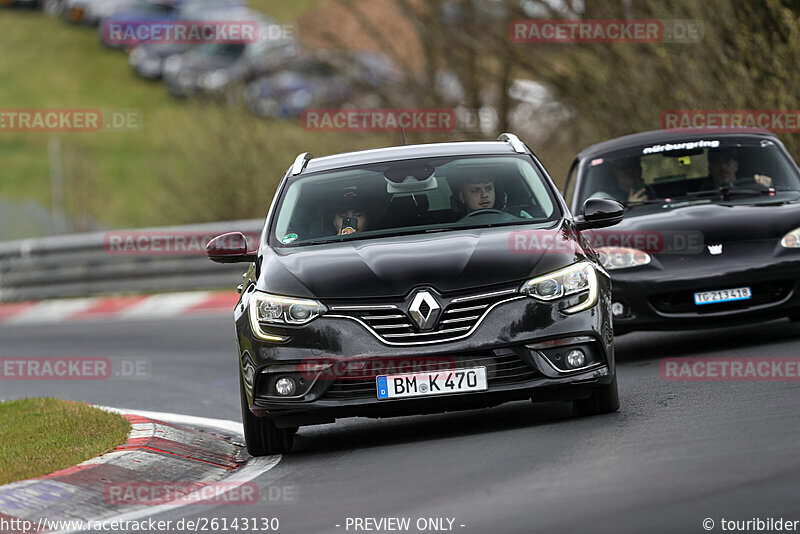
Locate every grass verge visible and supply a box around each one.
[0,2,332,231]
[0,397,130,485]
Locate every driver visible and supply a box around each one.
[458,178,495,212]
[456,177,534,218]
[332,190,369,235]
[701,148,774,189]
[591,157,652,205]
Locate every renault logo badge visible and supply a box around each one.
[408,290,441,330]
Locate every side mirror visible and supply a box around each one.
[575,198,624,231]
[206,232,258,264]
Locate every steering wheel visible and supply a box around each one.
[462,208,507,218]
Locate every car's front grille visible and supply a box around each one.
[321,352,539,400]
[650,280,793,314]
[328,289,520,344]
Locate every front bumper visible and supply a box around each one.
[235,283,615,427]
[610,244,800,334]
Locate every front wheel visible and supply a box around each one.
[240,375,296,456]
[573,375,620,417]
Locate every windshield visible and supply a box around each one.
[576,137,800,209]
[271,155,560,246]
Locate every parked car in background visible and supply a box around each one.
[128,0,248,79]
[164,17,297,98]
[565,128,800,334]
[97,0,181,47]
[130,42,191,79]
[243,51,402,118]
[60,0,131,24]
[0,0,41,9]
[42,0,62,13]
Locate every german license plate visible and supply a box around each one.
[376,367,487,399]
[694,286,752,305]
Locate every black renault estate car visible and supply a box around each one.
[566,128,800,334]
[207,134,623,455]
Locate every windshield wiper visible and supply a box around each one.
[626,185,796,208]
[717,186,772,200]
[291,221,553,245]
[681,185,773,201]
[300,228,451,246]
[626,199,669,206]
[686,189,724,198]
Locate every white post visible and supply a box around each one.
[48,136,65,235]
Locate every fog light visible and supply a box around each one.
[566,349,586,369]
[611,302,626,317]
[275,377,296,396]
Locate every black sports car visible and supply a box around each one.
[207,134,623,455]
[565,128,800,334]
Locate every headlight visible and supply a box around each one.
[520,261,598,314]
[249,293,326,340]
[596,247,651,270]
[781,227,800,248]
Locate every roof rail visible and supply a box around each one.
[291,152,313,175]
[498,133,526,153]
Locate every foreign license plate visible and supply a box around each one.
[694,286,752,305]
[376,367,488,399]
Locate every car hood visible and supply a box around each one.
[256,223,583,299]
[617,198,800,244]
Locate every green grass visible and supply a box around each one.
[0,3,332,231]
[0,398,130,485]
[0,11,196,227]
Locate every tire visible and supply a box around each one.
[573,374,620,417]
[240,375,296,456]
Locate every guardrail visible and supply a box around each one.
[0,220,263,301]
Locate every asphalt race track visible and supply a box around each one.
[2,314,800,533]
